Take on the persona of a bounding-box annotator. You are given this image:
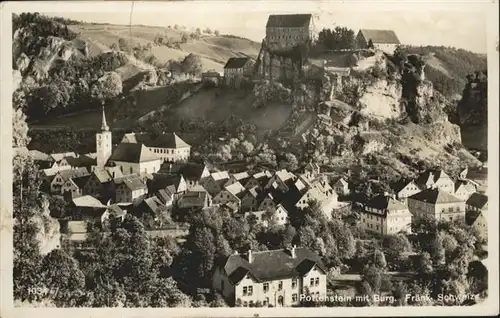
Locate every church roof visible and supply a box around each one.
[121,132,190,149]
[109,143,158,163]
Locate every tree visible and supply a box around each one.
[373,249,387,270]
[279,153,299,171]
[181,53,203,76]
[40,249,85,306]
[362,264,382,293]
[12,108,30,148]
[381,234,412,265]
[90,71,123,104]
[367,39,374,49]
[417,252,433,275]
[214,30,220,36]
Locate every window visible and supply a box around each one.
[247,286,253,296]
[263,297,269,306]
[249,300,254,307]
[315,277,319,286]
[243,301,248,307]
[278,281,283,290]
[243,286,248,295]
[292,293,298,302]
[310,278,314,286]
[292,279,297,288]
[448,207,453,213]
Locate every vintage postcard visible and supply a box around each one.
[1,0,498,317]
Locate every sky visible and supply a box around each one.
[38,1,491,53]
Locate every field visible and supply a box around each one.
[68,23,260,73]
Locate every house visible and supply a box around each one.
[355,29,400,54]
[108,143,162,175]
[390,179,421,203]
[332,177,350,196]
[303,162,320,180]
[454,180,476,201]
[82,169,117,202]
[121,132,191,163]
[50,167,90,194]
[360,194,412,235]
[241,187,261,212]
[61,174,91,199]
[69,195,106,221]
[243,205,288,227]
[132,195,168,223]
[415,169,455,194]
[264,169,296,193]
[156,188,175,209]
[225,172,251,188]
[223,57,254,88]
[213,182,246,210]
[201,171,231,197]
[212,246,327,307]
[178,190,212,209]
[148,174,188,199]
[407,187,465,222]
[201,71,221,87]
[465,193,488,240]
[114,174,148,203]
[101,204,127,225]
[265,14,313,51]
[244,171,273,190]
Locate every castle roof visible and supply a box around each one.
[359,29,400,44]
[266,14,312,28]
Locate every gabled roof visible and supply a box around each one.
[179,191,209,207]
[121,132,190,149]
[359,29,400,44]
[174,163,208,180]
[50,152,77,162]
[211,171,230,181]
[224,57,250,69]
[72,175,91,189]
[116,175,147,191]
[72,195,106,208]
[466,193,488,210]
[415,169,452,186]
[225,182,246,198]
[409,188,462,204]
[221,247,325,284]
[366,194,408,211]
[109,143,158,163]
[56,167,90,182]
[92,169,113,184]
[266,14,312,28]
[157,188,174,204]
[390,178,416,193]
[143,196,165,214]
[232,171,250,181]
[149,174,185,193]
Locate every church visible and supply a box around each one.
[92,107,167,175]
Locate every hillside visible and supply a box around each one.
[397,45,487,99]
[68,23,260,73]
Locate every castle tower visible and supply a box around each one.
[96,106,112,168]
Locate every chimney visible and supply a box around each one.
[291,245,297,258]
[248,250,253,263]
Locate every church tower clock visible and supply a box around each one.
[96,106,112,168]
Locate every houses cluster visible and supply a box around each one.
[356,167,488,239]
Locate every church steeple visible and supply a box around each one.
[101,106,109,131]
